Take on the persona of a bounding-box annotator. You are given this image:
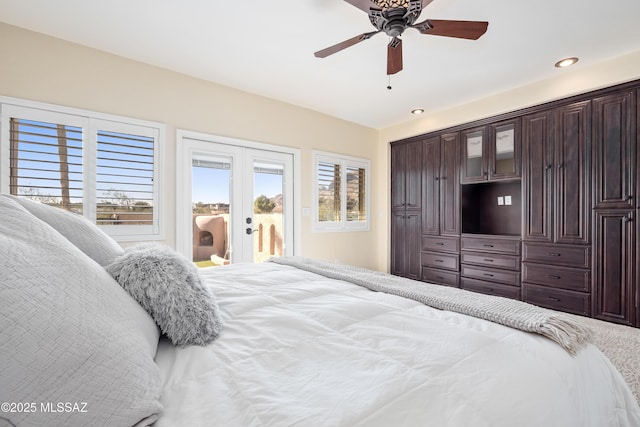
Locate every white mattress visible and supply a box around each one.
[154,262,640,426]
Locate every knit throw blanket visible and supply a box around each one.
[268,257,592,355]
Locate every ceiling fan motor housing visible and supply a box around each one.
[370,4,421,37]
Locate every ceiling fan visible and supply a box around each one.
[314,0,489,75]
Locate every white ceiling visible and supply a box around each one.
[1,0,640,129]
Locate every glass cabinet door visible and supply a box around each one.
[462,127,486,183]
[490,118,521,180]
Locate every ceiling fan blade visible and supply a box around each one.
[343,0,382,14]
[387,38,403,75]
[413,19,488,40]
[314,31,380,58]
[421,0,434,9]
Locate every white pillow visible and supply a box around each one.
[0,195,162,426]
[9,195,123,266]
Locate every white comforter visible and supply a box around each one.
[154,262,640,427]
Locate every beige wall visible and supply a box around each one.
[0,23,380,269]
[2,22,639,272]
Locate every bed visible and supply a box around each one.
[1,194,639,427]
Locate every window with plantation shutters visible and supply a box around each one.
[313,151,370,232]
[1,100,163,240]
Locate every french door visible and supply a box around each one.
[177,131,298,264]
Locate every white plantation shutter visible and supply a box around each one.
[313,151,370,231]
[317,160,341,222]
[346,166,366,222]
[1,101,163,240]
[9,118,84,212]
[96,127,155,226]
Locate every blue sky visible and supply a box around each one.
[192,166,282,204]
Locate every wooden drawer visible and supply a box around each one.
[461,264,520,286]
[422,236,460,253]
[522,263,590,292]
[461,236,521,255]
[522,242,590,268]
[461,252,520,271]
[421,251,459,271]
[461,277,521,300]
[522,284,591,316]
[421,267,459,288]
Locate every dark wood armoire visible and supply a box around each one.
[390,79,640,327]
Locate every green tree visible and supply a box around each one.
[254,194,275,213]
[193,201,210,214]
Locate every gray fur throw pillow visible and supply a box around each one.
[106,243,223,347]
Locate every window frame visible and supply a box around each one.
[312,150,370,232]
[0,97,164,241]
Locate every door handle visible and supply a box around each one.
[246,227,257,235]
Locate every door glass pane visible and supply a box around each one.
[192,158,231,267]
[466,131,483,177]
[253,161,284,263]
[495,125,515,174]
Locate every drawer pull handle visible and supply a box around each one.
[436,242,445,246]
[435,259,444,263]
[487,288,494,292]
[483,244,494,248]
[547,275,561,279]
[436,276,444,280]
[483,273,494,277]
[547,252,561,257]
[483,258,494,262]
[547,297,561,302]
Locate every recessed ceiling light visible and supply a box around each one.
[555,57,579,68]
[411,108,424,115]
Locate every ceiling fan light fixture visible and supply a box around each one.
[411,108,424,115]
[372,0,410,9]
[555,57,579,68]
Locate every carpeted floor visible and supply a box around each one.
[567,314,640,404]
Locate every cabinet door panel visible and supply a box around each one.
[422,137,440,235]
[522,111,553,242]
[405,141,423,210]
[461,126,487,183]
[593,91,635,209]
[405,211,422,280]
[390,210,406,276]
[490,118,521,180]
[391,210,422,279]
[440,133,460,235]
[593,210,635,326]
[554,101,591,244]
[390,144,406,210]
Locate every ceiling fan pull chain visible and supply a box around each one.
[387,74,392,90]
